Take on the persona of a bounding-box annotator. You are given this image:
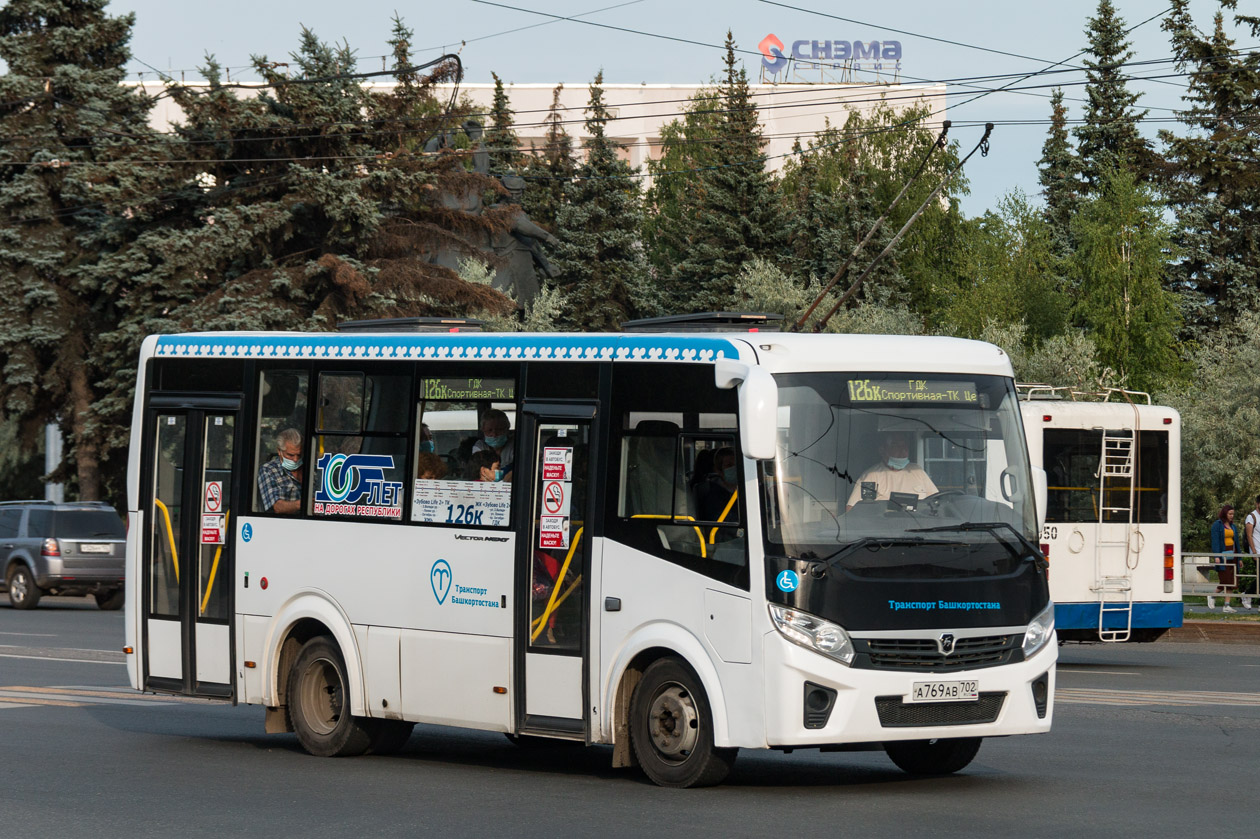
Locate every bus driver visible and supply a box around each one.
[846,431,938,511]
[258,428,304,514]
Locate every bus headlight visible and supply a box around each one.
[1022,601,1056,659]
[769,604,855,666]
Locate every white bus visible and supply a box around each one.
[1019,389,1181,642]
[124,316,1057,787]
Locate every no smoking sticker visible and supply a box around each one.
[204,481,223,513]
[542,481,568,516]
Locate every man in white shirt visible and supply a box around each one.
[1242,496,1260,609]
[846,431,938,511]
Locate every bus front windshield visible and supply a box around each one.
[761,373,1038,577]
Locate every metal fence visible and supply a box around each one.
[1181,552,1258,607]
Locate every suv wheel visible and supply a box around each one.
[94,589,124,611]
[7,566,42,610]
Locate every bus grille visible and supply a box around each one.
[875,692,1007,727]
[855,634,1019,673]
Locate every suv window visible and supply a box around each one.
[52,511,124,539]
[24,509,51,537]
[0,508,22,539]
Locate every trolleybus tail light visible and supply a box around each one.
[1040,544,1050,580]
[1164,543,1175,591]
[41,538,60,557]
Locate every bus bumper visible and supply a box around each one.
[1055,601,1182,631]
[762,630,1056,748]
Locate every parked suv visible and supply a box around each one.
[0,501,126,610]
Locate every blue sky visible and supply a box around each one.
[108,0,1253,216]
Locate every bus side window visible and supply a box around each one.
[253,370,309,515]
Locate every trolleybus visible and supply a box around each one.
[124,315,1057,786]
[1019,388,1181,642]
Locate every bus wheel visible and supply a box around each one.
[7,566,41,610]
[629,658,736,788]
[884,737,982,775]
[288,637,374,757]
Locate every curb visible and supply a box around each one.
[1161,620,1260,645]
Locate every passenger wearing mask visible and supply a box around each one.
[258,428,304,514]
[472,409,514,481]
[466,450,505,483]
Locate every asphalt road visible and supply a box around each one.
[2,598,1257,839]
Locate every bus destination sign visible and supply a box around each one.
[847,379,978,404]
[422,377,515,401]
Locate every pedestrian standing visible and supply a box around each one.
[1208,504,1242,612]
[1241,496,1260,610]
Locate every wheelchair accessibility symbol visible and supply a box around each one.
[776,570,799,592]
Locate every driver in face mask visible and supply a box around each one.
[845,431,938,511]
[258,427,304,514]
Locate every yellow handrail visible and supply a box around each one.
[530,527,584,643]
[709,490,739,544]
[630,514,706,558]
[200,511,229,616]
[530,574,583,634]
[153,498,179,583]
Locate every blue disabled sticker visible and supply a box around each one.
[241,523,253,543]
[776,569,800,593]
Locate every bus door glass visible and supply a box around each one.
[144,405,237,698]
[520,407,594,734]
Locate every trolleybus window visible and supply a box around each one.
[1044,429,1169,524]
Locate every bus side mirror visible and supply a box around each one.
[1032,466,1047,532]
[715,360,778,460]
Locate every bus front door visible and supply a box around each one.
[517,405,596,739]
[142,402,238,698]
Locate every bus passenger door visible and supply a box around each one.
[142,402,239,699]
[516,405,596,739]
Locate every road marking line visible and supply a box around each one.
[1057,688,1260,707]
[0,686,220,706]
[0,632,58,637]
[0,696,84,708]
[0,653,122,665]
[1057,669,1139,675]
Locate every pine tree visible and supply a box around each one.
[1070,169,1182,391]
[1037,88,1080,253]
[0,0,169,500]
[520,84,575,233]
[485,72,521,178]
[1075,0,1152,191]
[551,72,647,331]
[1159,0,1260,336]
[667,33,784,313]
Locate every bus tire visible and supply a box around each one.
[628,657,736,788]
[94,589,124,610]
[367,720,415,755]
[884,737,982,775]
[288,636,374,757]
[7,565,41,610]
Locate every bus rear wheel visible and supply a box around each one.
[629,657,736,788]
[288,637,374,757]
[884,737,982,775]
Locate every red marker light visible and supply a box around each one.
[1043,415,1052,422]
[260,577,269,590]
[1163,417,1172,424]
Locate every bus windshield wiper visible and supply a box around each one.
[818,535,964,564]
[906,521,1040,558]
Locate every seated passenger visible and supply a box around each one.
[419,423,436,453]
[257,428,304,514]
[472,409,514,480]
[416,451,447,481]
[700,447,739,522]
[846,431,938,511]
[465,450,504,483]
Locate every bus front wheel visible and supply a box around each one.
[629,657,736,788]
[884,737,981,775]
[288,637,374,757]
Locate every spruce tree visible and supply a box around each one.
[520,84,575,233]
[1075,0,1152,191]
[1037,88,1081,253]
[1159,0,1260,336]
[485,72,521,178]
[0,0,168,500]
[668,33,783,313]
[551,71,647,331]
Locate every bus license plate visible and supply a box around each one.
[910,680,978,703]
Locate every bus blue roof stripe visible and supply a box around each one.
[153,333,740,363]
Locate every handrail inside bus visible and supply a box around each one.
[709,490,739,544]
[200,511,229,616]
[530,575,582,636]
[629,514,706,559]
[153,498,179,583]
[530,526,584,644]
